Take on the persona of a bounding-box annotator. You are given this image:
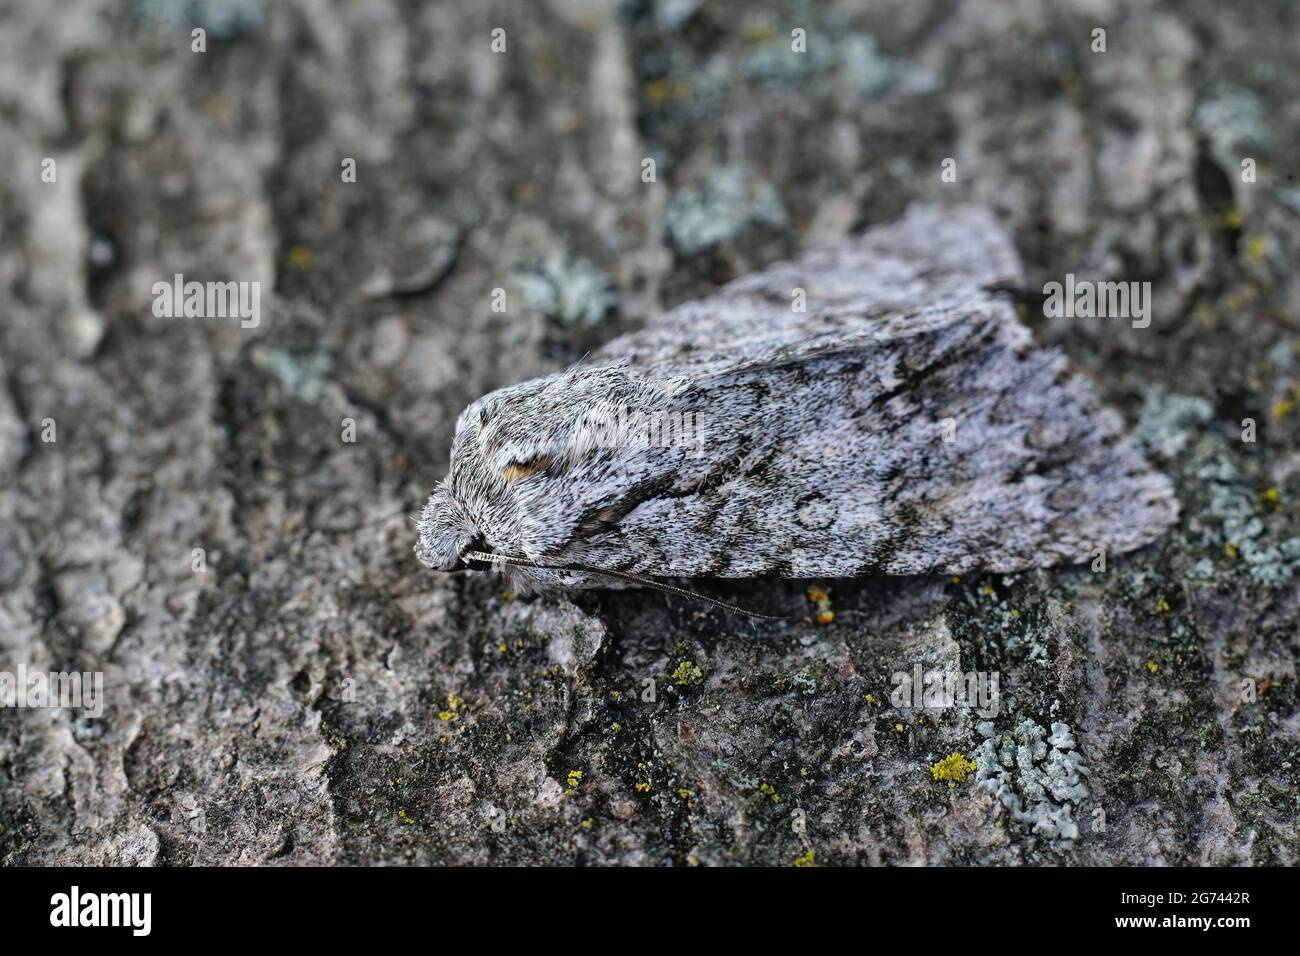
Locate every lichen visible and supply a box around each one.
[565,770,584,795]
[931,753,977,784]
[974,720,1089,840]
[1132,385,1213,460]
[129,0,266,38]
[671,660,704,686]
[1193,88,1274,158]
[1197,453,1300,584]
[510,250,616,329]
[259,347,332,403]
[663,165,787,254]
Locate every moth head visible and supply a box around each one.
[413,386,581,573]
[413,481,480,571]
[418,365,699,576]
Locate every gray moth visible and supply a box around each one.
[415,205,1177,611]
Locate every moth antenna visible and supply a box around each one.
[565,563,786,621]
[462,551,783,621]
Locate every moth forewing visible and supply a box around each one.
[416,205,1176,597]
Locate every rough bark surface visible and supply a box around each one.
[0,0,1297,865]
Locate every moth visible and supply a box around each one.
[415,206,1177,614]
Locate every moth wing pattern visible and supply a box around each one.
[551,204,1177,578]
[594,205,1023,370]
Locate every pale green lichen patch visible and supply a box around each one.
[974,721,1089,840]
[664,165,787,254]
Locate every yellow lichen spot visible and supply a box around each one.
[950,575,961,584]
[759,782,779,803]
[635,782,652,793]
[816,609,835,625]
[930,752,977,784]
[1225,542,1238,559]
[864,693,877,705]
[1146,661,1159,674]
[287,244,314,269]
[566,770,584,792]
[644,78,689,103]
[1273,399,1295,419]
[1009,608,1020,618]
[981,586,994,596]
[1155,599,1170,613]
[611,722,622,733]
[437,710,457,721]
[580,818,593,830]
[792,850,817,867]
[677,788,690,799]
[806,586,829,603]
[1221,208,1245,229]
[1264,487,1280,502]
[498,643,507,653]
[644,79,670,102]
[895,723,905,732]
[1245,236,1267,261]
[800,767,809,777]
[671,660,703,685]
